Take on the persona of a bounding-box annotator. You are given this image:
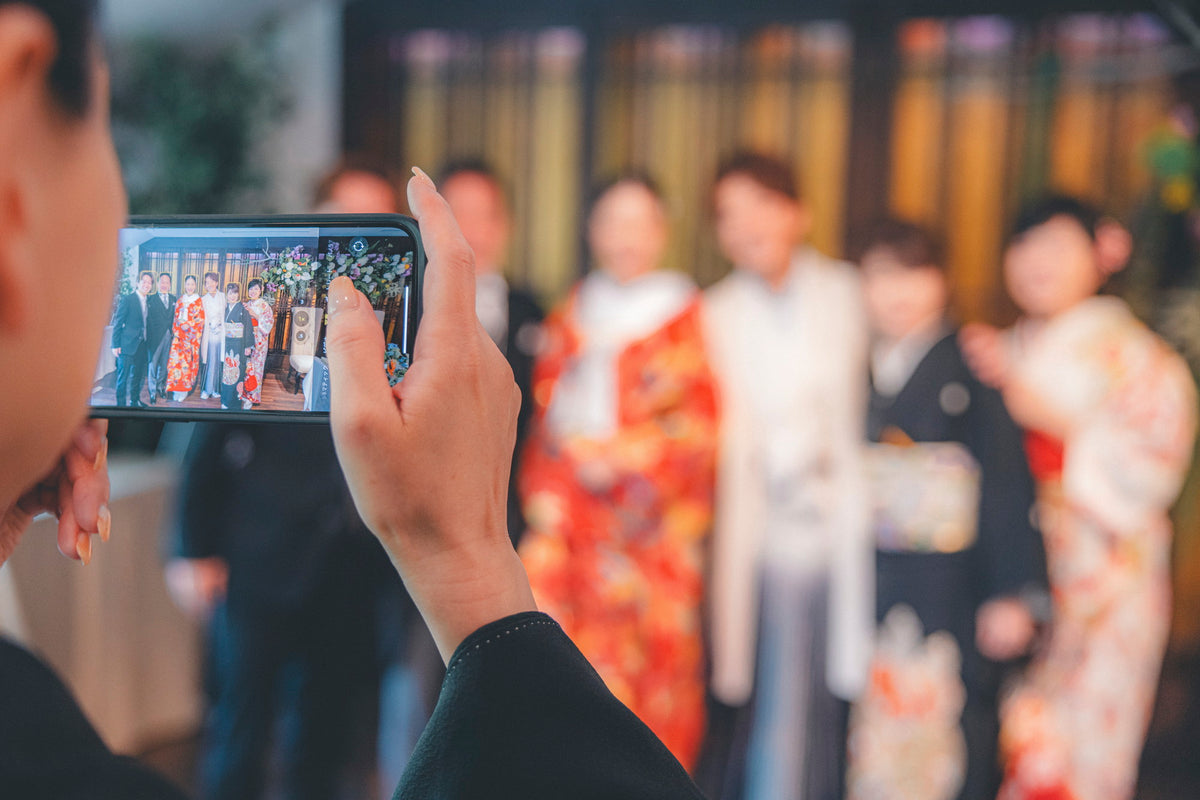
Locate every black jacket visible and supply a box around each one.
[146,292,177,350]
[0,613,705,800]
[110,292,147,353]
[175,423,381,611]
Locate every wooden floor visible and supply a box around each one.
[91,359,307,412]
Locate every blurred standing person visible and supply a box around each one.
[146,271,176,403]
[239,278,274,410]
[168,164,401,800]
[846,220,1048,800]
[961,196,1198,800]
[372,160,547,795]
[166,274,204,402]
[519,173,719,769]
[702,152,870,800]
[200,272,225,400]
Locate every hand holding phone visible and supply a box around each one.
[326,170,536,663]
[89,215,423,423]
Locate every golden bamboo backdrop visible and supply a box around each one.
[394,23,853,299]
[392,15,1176,317]
[889,15,1174,321]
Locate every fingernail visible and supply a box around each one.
[411,166,436,190]
[327,276,359,318]
[74,425,101,456]
[94,437,108,471]
[97,505,111,543]
[76,534,92,566]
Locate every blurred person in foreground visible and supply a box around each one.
[701,152,870,800]
[0,2,706,796]
[166,165,401,800]
[518,173,719,769]
[961,195,1198,800]
[846,219,1048,800]
[374,159,546,794]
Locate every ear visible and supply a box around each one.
[0,6,58,336]
[1094,218,1133,276]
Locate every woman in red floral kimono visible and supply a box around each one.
[166,275,204,401]
[240,278,275,409]
[518,175,719,770]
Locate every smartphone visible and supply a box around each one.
[90,214,424,423]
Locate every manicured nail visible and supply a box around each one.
[76,534,92,566]
[94,437,108,471]
[97,505,111,543]
[327,276,359,318]
[75,425,101,457]
[411,166,436,189]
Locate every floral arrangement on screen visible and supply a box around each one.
[319,240,413,304]
[385,342,410,386]
[260,246,316,299]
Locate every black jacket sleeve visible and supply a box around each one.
[174,423,234,560]
[966,375,1050,607]
[394,612,706,800]
[0,639,190,800]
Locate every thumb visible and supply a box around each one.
[325,276,392,426]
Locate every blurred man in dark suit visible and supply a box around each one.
[146,271,176,404]
[111,270,153,407]
[167,165,401,800]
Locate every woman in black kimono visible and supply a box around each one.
[846,219,1050,800]
[220,282,255,410]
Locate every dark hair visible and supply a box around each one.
[712,151,800,203]
[182,274,197,289]
[225,282,240,294]
[439,157,499,187]
[1010,194,1102,242]
[204,272,220,285]
[157,272,172,281]
[138,270,153,282]
[246,278,263,292]
[3,1,97,116]
[585,170,665,220]
[312,157,398,210]
[855,218,946,274]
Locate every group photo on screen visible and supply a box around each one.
[92,230,415,413]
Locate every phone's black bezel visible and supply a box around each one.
[91,213,425,425]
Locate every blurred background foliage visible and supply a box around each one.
[111,30,291,215]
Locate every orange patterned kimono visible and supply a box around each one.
[519,293,718,770]
[166,295,204,393]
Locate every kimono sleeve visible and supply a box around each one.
[1063,337,1198,536]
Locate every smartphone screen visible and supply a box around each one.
[90,214,422,423]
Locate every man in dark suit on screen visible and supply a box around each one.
[145,271,176,403]
[111,270,153,407]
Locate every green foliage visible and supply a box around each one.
[111,32,290,214]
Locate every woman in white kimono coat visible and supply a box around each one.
[702,152,872,800]
[200,272,225,400]
[962,196,1198,800]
